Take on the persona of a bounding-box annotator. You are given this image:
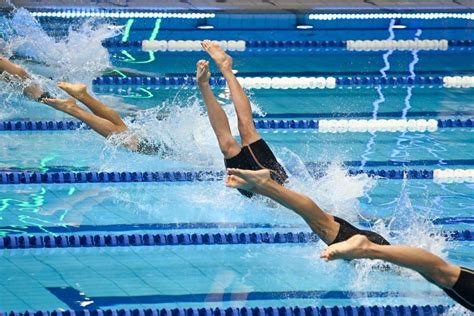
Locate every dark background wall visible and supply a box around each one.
[3,0,474,11]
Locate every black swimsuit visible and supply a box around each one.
[136,139,165,155]
[224,138,288,198]
[37,92,51,102]
[331,216,391,245]
[443,266,474,311]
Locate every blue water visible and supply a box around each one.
[1,9,474,313]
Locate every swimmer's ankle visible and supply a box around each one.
[198,81,210,87]
[219,66,234,75]
[252,175,274,194]
[359,239,377,259]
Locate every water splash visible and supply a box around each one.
[388,176,448,257]
[0,8,119,104]
[276,148,377,223]
[343,175,451,303]
[99,93,265,171]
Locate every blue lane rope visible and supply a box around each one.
[0,230,471,249]
[102,38,474,48]
[2,167,473,184]
[2,160,474,174]
[0,304,452,316]
[1,118,472,131]
[0,170,224,184]
[91,75,449,86]
[0,169,445,185]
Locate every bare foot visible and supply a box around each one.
[201,40,233,71]
[196,59,211,85]
[57,81,87,99]
[225,168,271,192]
[320,235,372,261]
[43,97,79,113]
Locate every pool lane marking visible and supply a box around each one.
[45,286,447,310]
[120,18,161,64]
[121,18,134,42]
[1,217,471,235]
[2,158,474,174]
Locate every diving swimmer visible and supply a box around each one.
[0,57,161,155]
[42,82,161,155]
[225,168,473,311]
[197,40,288,197]
[0,55,50,101]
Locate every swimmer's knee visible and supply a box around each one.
[219,137,240,158]
[238,121,258,136]
[113,124,128,134]
[238,127,260,146]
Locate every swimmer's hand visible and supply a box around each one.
[196,59,211,85]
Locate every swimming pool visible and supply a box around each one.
[1,6,473,315]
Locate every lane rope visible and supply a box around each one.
[90,74,474,89]
[0,168,473,184]
[0,304,452,316]
[1,118,472,132]
[0,230,471,249]
[101,39,474,50]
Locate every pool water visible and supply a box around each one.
[0,8,473,314]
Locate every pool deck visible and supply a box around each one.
[3,0,474,11]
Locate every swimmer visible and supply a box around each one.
[0,58,161,154]
[321,235,473,311]
[197,40,288,198]
[226,168,472,310]
[0,55,50,101]
[42,82,161,155]
[225,168,390,246]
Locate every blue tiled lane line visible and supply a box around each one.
[45,286,447,310]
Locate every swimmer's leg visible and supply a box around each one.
[197,59,241,159]
[57,81,127,129]
[226,168,340,244]
[43,97,127,138]
[202,40,260,146]
[320,235,461,289]
[0,56,44,100]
